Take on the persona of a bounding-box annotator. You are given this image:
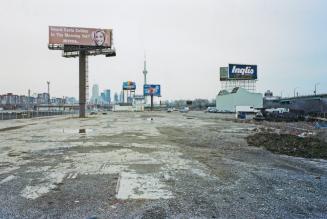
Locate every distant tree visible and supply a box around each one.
[192,99,210,110]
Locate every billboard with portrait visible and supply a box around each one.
[49,26,112,47]
[123,81,136,90]
[144,84,161,96]
[228,64,257,80]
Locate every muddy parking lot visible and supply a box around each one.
[0,112,327,218]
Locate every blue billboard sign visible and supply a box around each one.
[144,84,161,96]
[122,81,136,90]
[228,64,257,80]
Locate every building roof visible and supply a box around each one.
[218,90,230,96]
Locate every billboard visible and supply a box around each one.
[144,84,161,96]
[220,67,228,81]
[228,64,257,80]
[49,26,112,47]
[123,81,136,90]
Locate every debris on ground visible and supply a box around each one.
[247,132,327,159]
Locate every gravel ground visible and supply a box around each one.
[0,111,327,218]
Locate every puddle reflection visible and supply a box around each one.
[79,129,86,134]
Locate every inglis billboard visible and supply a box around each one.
[144,84,161,96]
[228,64,257,80]
[49,26,112,47]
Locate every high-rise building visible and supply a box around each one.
[100,92,105,104]
[120,91,124,103]
[37,93,50,104]
[91,84,99,104]
[104,89,111,104]
[114,92,119,103]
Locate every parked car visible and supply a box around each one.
[254,112,265,121]
[206,107,219,113]
[179,107,189,113]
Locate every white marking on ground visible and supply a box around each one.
[0,115,215,200]
[26,166,51,173]
[21,183,56,199]
[116,172,173,200]
[0,175,16,184]
[0,166,20,175]
[20,164,68,199]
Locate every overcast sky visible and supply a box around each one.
[0,0,326,100]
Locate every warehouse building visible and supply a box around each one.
[216,87,263,112]
[264,94,327,116]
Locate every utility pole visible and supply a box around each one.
[28,89,31,116]
[47,81,50,104]
[314,83,320,96]
[150,94,154,111]
[47,81,50,112]
[293,87,300,97]
[79,51,87,118]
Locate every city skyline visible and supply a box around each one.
[0,0,326,100]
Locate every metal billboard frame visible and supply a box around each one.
[48,40,116,118]
[219,65,257,92]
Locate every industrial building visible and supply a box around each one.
[264,94,327,116]
[216,64,262,112]
[216,87,263,112]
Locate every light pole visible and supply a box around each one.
[27,89,30,111]
[47,81,50,104]
[280,89,285,98]
[47,81,50,112]
[314,83,320,96]
[293,87,300,97]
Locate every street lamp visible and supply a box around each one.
[280,89,286,98]
[314,83,320,96]
[47,81,50,104]
[293,87,300,97]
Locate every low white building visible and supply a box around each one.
[112,95,145,112]
[216,87,263,112]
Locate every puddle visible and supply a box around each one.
[51,128,93,134]
[221,127,255,133]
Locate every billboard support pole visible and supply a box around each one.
[150,95,154,111]
[79,51,86,118]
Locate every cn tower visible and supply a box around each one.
[143,57,148,86]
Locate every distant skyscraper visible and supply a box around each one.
[114,92,119,103]
[100,92,105,104]
[120,91,124,103]
[104,89,111,104]
[91,84,99,104]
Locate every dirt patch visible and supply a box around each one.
[140,206,167,219]
[247,133,327,159]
